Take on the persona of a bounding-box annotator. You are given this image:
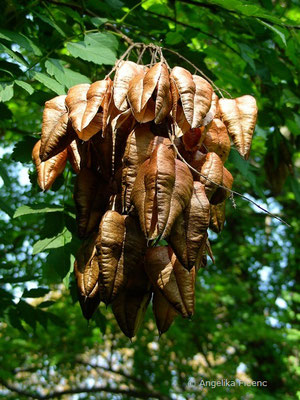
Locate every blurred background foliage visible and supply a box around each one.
[0,0,299,399]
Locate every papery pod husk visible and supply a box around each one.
[206,238,215,263]
[199,152,223,200]
[209,201,226,233]
[152,288,178,335]
[108,193,123,214]
[96,210,147,305]
[40,95,77,161]
[142,62,172,124]
[90,127,113,181]
[82,78,112,133]
[111,262,151,338]
[131,143,194,240]
[122,124,170,212]
[74,233,100,320]
[169,181,210,270]
[66,84,104,141]
[210,166,233,205]
[65,83,89,131]
[113,61,146,111]
[219,95,257,160]
[145,246,195,318]
[182,126,206,152]
[170,66,195,127]
[74,167,111,238]
[191,75,213,129]
[32,140,68,191]
[67,139,81,174]
[173,104,191,137]
[202,118,231,163]
[202,92,220,126]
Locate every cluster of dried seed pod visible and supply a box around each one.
[32,58,258,337]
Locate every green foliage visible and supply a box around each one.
[0,0,299,399]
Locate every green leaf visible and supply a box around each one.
[91,17,108,27]
[93,310,107,335]
[33,228,72,255]
[34,12,67,37]
[12,136,38,163]
[37,301,55,308]
[0,83,14,102]
[288,176,300,205]
[63,254,74,289]
[0,198,14,218]
[14,204,64,218]
[15,80,34,95]
[33,72,65,95]
[258,20,287,47]
[67,32,118,65]
[45,58,90,89]
[0,43,29,66]
[22,288,50,298]
[0,29,42,56]
[0,163,10,186]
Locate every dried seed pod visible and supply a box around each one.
[32,140,68,191]
[219,95,257,159]
[111,262,151,338]
[206,238,215,263]
[67,139,81,174]
[40,95,76,161]
[170,66,195,126]
[82,78,112,132]
[74,167,111,238]
[74,233,100,320]
[96,210,147,305]
[203,92,220,126]
[122,124,169,212]
[191,75,213,128]
[145,246,195,318]
[131,143,194,240]
[202,118,231,163]
[210,201,226,233]
[142,62,172,124]
[152,288,178,335]
[199,152,223,200]
[182,126,206,152]
[173,105,191,137]
[113,61,146,111]
[210,166,233,205]
[170,181,210,270]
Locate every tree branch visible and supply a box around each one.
[0,378,171,400]
[145,10,241,57]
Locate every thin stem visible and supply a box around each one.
[167,129,290,227]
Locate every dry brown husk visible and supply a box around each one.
[40,95,76,161]
[192,75,213,128]
[170,66,195,126]
[169,181,210,270]
[67,139,81,174]
[219,95,257,159]
[199,152,224,200]
[96,210,146,305]
[121,124,169,212]
[182,126,206,152]
[113,61,146,111]
[73,167,111,238]
[111,261,151,338]
[203,92,220,125]
[32,140,68,191]
[202,118,231,163]
[131,142,194,240]
[210,166,233,205]
[82,78,112,132]
[210,201,226,233]
[74,233,100,320]
[145,246,195,318]
[152,288,178,335]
